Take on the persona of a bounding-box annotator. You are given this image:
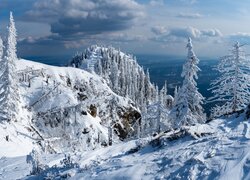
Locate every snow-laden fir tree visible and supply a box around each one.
[173,86,179,106]
[169,38,205,128]
[136,68,144,107]
[110,59,119,93]
[26,149,44,175]
[159,81,167,107]
[0,12,20,121]
[95,58,103,76]
[209,42,250,117]
[0,37,3,68]
[141,97,170,136]
[145,69,151,105]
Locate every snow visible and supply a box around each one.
[0,121,35,157]
[2,58,250,179]
[2,112,250,179]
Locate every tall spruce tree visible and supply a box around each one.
[110,59,119,93]
[0,36,3,66]
[209,42,250,117]
[0,12,20,121]
[169,38,205,128]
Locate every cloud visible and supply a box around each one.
[102,33,146,42]
[201,29,223,37]
[25,0,144,37]
[18,31,146,55]
[176,12,203,19]
[151,26,222,43]
[151,26,167,35]
[63,33,146,49]
[168,27,202,39]
[16,0,145,56]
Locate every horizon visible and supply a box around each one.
[19,53,219,66]
[21,52,219,65]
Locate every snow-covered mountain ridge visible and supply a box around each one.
[0,58,140,157]
[69,45,161,110]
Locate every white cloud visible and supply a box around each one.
[151,26,223,42]
[151,26,167,35]
[201,29,222,37]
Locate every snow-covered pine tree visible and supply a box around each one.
[169,38,205,128]
[0,36,4,107]
[26,149,44,175]
[155,84,159,102]
[0,12,20,121]
[95,58,103,76]
[145,69,151,105]
[0,37,3,60]
[209,42,250,117]
[0,37,4,73]
[138,68,145,108]
[119,59,126,96]
[110,59,119,93]
[159,81,167,107]
[173,86,179,106]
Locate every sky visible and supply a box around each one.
[1,0,250,59]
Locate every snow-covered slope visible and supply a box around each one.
[0,59,140,157]
[67,115,250,180]
[2,113,250,179]
[0,120,35,157]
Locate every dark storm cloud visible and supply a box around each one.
[25,0,144,37]
[13,0,145,56]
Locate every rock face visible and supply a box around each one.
[89,104,97,118]
[114,107,141,140]
[17,59,140,152]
